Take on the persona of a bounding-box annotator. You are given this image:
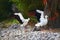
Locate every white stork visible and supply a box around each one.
[34,9,48,30]
[14,13,30,27]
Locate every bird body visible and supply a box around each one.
[35,15,48,27]
[35,10,48,29]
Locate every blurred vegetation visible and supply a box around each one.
[0,18,19,28]
[0,0,60,28]
[0,0,44,27]
[0,0,12,21]
[9,0,44,18]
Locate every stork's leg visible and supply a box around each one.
[33,26,41,31]
[33,26,37,31]
[44,25,47,29]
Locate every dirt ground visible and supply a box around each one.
[39,28,60,33]
[28,21,60,33]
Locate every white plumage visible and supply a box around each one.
[14,13,30,27]
[35,10,48,28]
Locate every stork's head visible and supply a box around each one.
[28,18,30,20]
[45,15,48,18]
[24,18,30,23]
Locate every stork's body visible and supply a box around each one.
[35,15,48,27]
[34,10,48,31]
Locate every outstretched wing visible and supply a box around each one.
[14,13,25,22]
[18,13,25,21]
[36,10,44,18]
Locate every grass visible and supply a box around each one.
[0,13,38,28]
[0,18,19,28]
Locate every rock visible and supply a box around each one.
[8,24,20,29]
[0,24,60,40]
[0,28,60,40]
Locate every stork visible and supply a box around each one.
[33,9,48,31]
[14,13,30,27]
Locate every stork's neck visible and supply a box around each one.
[45,15,48,19]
